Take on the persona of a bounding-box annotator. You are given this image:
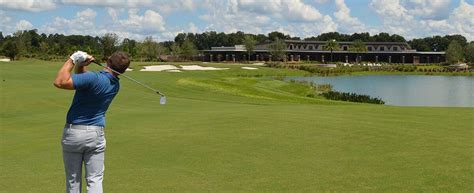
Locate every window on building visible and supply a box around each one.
[368,47,372,51]
[308,45,313,50]
[343,46,348,51]
[393,47,398,51]
[380,47,385,51]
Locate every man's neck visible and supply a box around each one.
[104,68,119,77]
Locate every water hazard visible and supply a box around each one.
[288,75,473,107]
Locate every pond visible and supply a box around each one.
[287,75,473,107]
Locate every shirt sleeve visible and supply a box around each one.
[72,72,98,90]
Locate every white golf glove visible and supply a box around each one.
[70,51,90,66]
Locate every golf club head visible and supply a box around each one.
[160,95,166,105]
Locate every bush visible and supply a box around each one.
[288,80,385,104]
[321,91,385,104]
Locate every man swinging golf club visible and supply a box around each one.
[54,51,130,193]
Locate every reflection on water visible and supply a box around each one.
[288,75,473,107]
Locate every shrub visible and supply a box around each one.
[321,91,385,104]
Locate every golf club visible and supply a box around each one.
[91,60,166,104]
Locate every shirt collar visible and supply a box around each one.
[100,70,119,80]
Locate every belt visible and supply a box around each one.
[65,123,104,130]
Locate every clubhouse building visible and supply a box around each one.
[201,40,446,64]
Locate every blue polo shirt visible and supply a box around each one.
[66,70,120,127]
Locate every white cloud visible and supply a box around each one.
[76,8,97,18]
[16,20,33,30]
[106,7,122,21]
[199,0,336,38]
[314,0,328,4]
[334,0,365,32]
[154,0,197,14]
[370,0,474,40]
[235,0,281,15]
[41,7,166,40]
[42,8,98,35]
[1,12,36,34]
[1,0,201,14]
[421,0,474,40]
[60,0,124,7]
[188,22,199,33]
[403,0,451,20]
[0,10,14,33]
[370,0,417,38]
[61,0,199,14]
[285,0,323,21]
[453,1,474,38]
[199,0,271,34]
[236,0,324,22]
[285,15,337,37]
[118,9,165,33]
[0,0,56,12]
[322,15,337,33]
[0,11,12,26]
[370,0,413,21]
[2,0,472,42]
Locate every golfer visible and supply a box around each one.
[54,51,130,193]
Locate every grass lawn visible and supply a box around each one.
[1,60,473,192]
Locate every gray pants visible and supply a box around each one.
[62,124,106,193]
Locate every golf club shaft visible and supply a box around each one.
[92,61,165,96]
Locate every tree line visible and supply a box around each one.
[0,29,473,64]
[0,30,199,61]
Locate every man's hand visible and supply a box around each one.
[82,56,95,66]
[72,51,95,74]
[70,51,93,66]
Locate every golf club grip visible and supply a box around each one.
[92,60,108,69]
[91,60,165,96]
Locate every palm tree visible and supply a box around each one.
[350,39,367,63]
[324,39,340,63]
[269,38,287,62]
[243,35,256,62]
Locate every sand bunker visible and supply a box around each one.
[0,59,11,62]
[242,67,258,70]
[126,68,133,71]
[140,65,179,72]
[139,64,228,72]
[252,63,265,66]
[181,65,228,71]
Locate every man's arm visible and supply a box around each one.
[54,54,95,90]
[53,59,75,90]
[74,64,87,74]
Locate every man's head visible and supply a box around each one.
[107,51,130,74]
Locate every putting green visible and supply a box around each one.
[1,60,473,192]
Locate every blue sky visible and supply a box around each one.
[1,0,473,41]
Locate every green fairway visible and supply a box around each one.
[1,60,473,192]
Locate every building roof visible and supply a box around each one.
[204,40,444,55]
[283,40,410,46]
[210,45,246,51]
[203,49,445,55]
